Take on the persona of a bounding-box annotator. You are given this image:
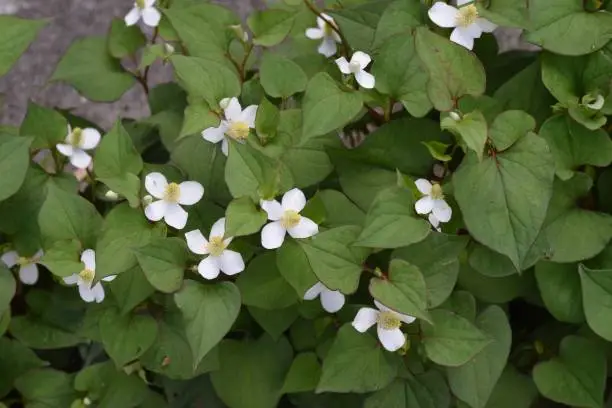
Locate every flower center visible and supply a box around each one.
[164,182,181,203]
[280,210,301,229]
[349,61,361,73]
[16,257,31,266]
[456,4,478,27]
[69,128,83,147]
[207,236,227,257]
[378,311,401,330]
[430,183,444,200]
[226,121,250,141]
[136,0,146,9]
[323,21,334,37]
[79,268,95,284]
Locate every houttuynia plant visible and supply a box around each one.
[1,0,612,406]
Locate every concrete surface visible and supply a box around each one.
[0,0,529,130]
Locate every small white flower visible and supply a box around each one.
[1,249,43,285]
[125,0,161,28]
[585,94,605,110]
[62,249,116,303]
[143,172,204,230]
[304,281,345,313]
[260,188,319,250]
[202,97,258,156]
[56,125,101,170]
[415,179,452,228]
[335,51,375,89]
[185,217,245,280]
[305,13,342,57]
[428,0,497,50]
[352,300,415,352]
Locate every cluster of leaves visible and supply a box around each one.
[1,0,612,407]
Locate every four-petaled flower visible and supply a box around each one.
[56,125,101,169]
[335,51,375,89]
[352,300,415,352]
[63,250,116,303]
[305,13,342,57]
[202,97,258,156]
[415,178,452,230]
[185,217,245,280]
[144,172,204,230]
[428,0,497,50]
[1,249,44,285]
[125,0,161,28]
[304,281,345,313]
[260,188,319,249]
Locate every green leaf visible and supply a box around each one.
[0,134,32,201]
[298,226,369,294]
[276,239,318,297]
[211,335,293,408]
[447,306,512,408]
[489,110,536,152]
[39,239,83,278]
[369,259,430,322]
[0,16,46,77]
[364,370,451,408]
[14,369,76,408]
[282,352,321,394]
[109,266,155,315]
[485,366,538,408]
[468,243,517,278]
[328,2,389,51]
[180,101,219,138]
[236,252,298,309]
[107,18,146,58]
[260,53,308,98]
[372,0,423,47]
[533,335,605,408]
[477,0,528,28]
[422,140,452,162]
[355,187,431,249]
[0,337,46,398]
[316,189,366,228]
[302,72,363,139]
[453,133,555,269]
[135,237,186,293]
[100,307,159,367]
[225,196,267,237]
[51,36,135,101]
[422,309,491,367]
[248,10,294,47]
[174,280,241,369]
[535,261,584,323]
[578,265,612,342]
[441,111,487,161]
[415,27,485,111]
[440,290,477,322]
[255,97,280,142]
[0,265,15,317]
[540,115,612,180]
[20,102,68,149]
[317,324,399,393]
[248,305,299,341]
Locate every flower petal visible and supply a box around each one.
[281,188,306,212]
[178,181,204,205]
[142,7,161,27]
[287,217,318,239]
[428,213,441,230]
[69,149,92,169]
[450,27,475,50]
[261,221,286,249]
[1,251,18,268]
[79,128,101,150]
[428,2,459,28]
[224,97,242,122]
[305,27,324,40]
[209,217,226,239]
[219,250,245,275]
[335,57,351,74]
[145,172,168,199]
[351,51,371,69]
[415,196,434,215]
[80,249,95,271]
[377,326,406,351]
[19,264,39,285]
[303,282,324,300]
[144,0,156,7]
[399,313,416,324]
[164,203,188,230]
[352,307,378,332]
[374,299,392,313]
[465,22,483,38]
[63,274,79,285]
[476,18,497,33]
[78,283,96,303]
[320,290,345,313]
[432,200,452,223]
[318,37,337,57]
[124,7,141,26]
[145,200,167,222]
[355,70,375,89]
[261,199,283,221]
[202,124,226,143]
[221,138,229,156]
[92,283,106,303]
[415,179,433,195]
[185,229,209,255]
[56,143,73,157]
[102,275,117,282]
[239,105,258,128]
[198,256,220,280]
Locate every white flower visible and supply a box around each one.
[415,179,452,228]
[62,249,116,303]
[428,1,497,50]
[1,249,43,285]
[352,300,415,352]
[304,282,345,313]
[202,97,258,156]
[185,217,245,280]
[305,13,342,57]
[56,125,101,169]
[335,51,375,89]
[260,188,319,249]
[125,0,161,28]
[143,172,204,230]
